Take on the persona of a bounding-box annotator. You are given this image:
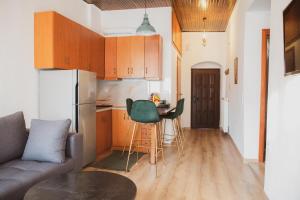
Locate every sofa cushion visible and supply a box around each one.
[22,119,71,163]
[0,159,74,200]
[0,112,27,164]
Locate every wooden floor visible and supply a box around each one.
[85,129,268,200]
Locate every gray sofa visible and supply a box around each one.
[0,112,83,200]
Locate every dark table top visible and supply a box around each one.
[157,106,175,115]
[24,171,137,200]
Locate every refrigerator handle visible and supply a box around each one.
[75,71,79,133]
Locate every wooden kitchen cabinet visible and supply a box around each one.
[112,109,152,153]
[130,36,145,78]
[117,36,145,78]
[105,37,118,80]
[35,11,105,76]
[112,109,131,148]
[172,11,182,54]
[96,110,112,157]
[145,35,163,80]
[117,37,132,78]
[35,11,80,69]
[90,33,105,79]
[79,26,91,71]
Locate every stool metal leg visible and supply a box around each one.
[155,123,158,177]
[172,119,181,156]
[126,122,137,172]
[158,122,166,165]
[175,118,184,154]
[122,120,133,155]
[178,118,185,141]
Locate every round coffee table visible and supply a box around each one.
[24,171,137,200]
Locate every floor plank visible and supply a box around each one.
[85,129,268,200]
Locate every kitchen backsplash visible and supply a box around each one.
[97,79,155,106]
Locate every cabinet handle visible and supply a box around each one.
[131,68,133,74]
[128,68,130,75]
[123,113,125,120]
[145,67,148,74]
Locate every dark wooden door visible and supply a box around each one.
[191,69,220,129]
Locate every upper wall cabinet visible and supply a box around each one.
[130,36,145,78]
[34,11,105,79]
[35,11,80,70]
[93,33,105,79]
[105,37,118,80]
[145,35,162,80]
[117,36,145,78]
[172,11,182,55]
[117,36,132,78]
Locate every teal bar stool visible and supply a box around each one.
[122,98,134,155]
[161,98,185,155]
[126,100,164,176]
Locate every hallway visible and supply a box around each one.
[87,129,267,200]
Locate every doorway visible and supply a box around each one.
[191,69,220,129]
[259,29,270,162]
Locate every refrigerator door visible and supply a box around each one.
[78,103,96,166]
[78,70,96,105]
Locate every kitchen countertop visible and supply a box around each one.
[96,106,126,112]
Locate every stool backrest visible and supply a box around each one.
[126,98,133,116]
[130,100,160,123]
[174,98,185,117]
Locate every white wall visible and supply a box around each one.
[226,0,270,158]
[243,11,270,159]
[226,0,250,155]
[181,32,228,130]
[0,0,102,126]
[264,0,300,199]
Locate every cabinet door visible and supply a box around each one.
[131,36,145,77]
[97,35,105,79]
[35,11,80,69]
[112,110,132,148]
[54,13,80,69]
[91,33,105,79]
[96,110,112,156]
[79,26,91,71]
[117,37,131,78]
[105,37,118,80]
[145,35,162,80]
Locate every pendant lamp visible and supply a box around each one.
[136,0,156,35]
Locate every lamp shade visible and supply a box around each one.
[136,13,156,35]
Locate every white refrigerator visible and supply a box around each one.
[39,70,96,167]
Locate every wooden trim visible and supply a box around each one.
[258,29,270,163]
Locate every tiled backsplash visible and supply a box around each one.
[97,79,151,106]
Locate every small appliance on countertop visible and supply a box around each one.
[96,99,113,109]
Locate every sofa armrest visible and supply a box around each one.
[66,133,83,172]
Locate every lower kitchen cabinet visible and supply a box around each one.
[96,110,112,157]
[112,109,152,153]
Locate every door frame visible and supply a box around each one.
[258,29,270,162]
[191,68,221,129]
[176,56,182,101]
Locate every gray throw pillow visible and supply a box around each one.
[22,119,71,163]
[0,112,27,164]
